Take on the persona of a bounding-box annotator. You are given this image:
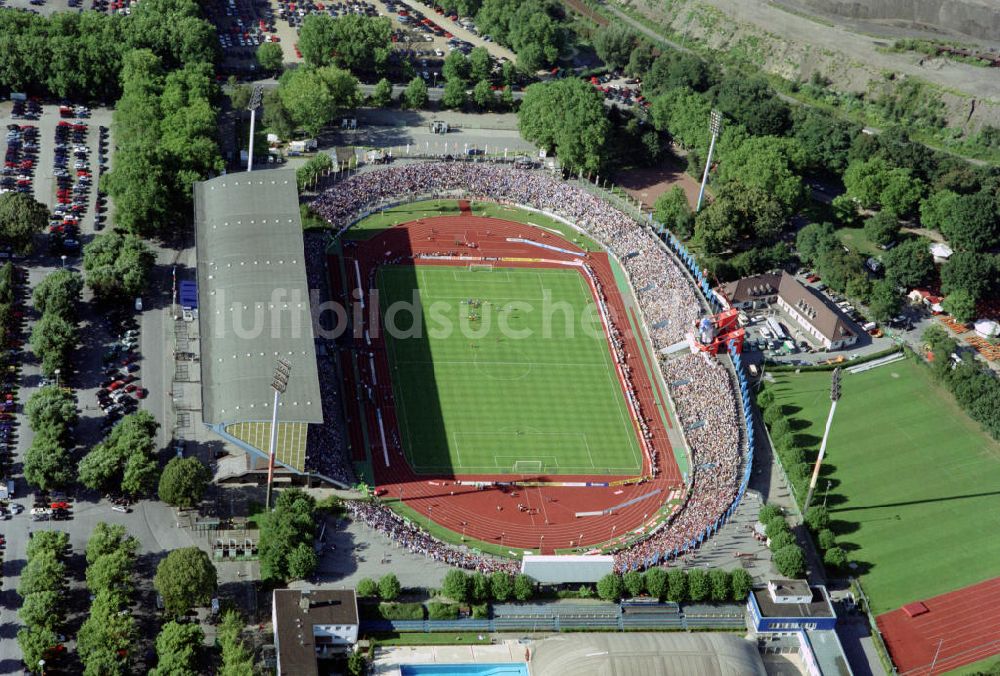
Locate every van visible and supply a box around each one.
[111,505,129,513]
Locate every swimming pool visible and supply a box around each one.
[399,664,528,676]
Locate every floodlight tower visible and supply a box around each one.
[265,358,291,511]
[695,109,723,212]
[246,84,263,172]
[804,367,841,509]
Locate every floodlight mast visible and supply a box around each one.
[265,358,291,511]
[696,110,722,212]
[804,367,841,509]
[246,84,263,172]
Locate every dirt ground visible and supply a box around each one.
[614,154,702,211]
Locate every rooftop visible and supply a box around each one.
[752,585,836,619]
[273,589,358,676]
[720,272,782,305]
[194,171,323,463]
[777,273,855,343]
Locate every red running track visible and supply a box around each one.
[332,214,684,553]
[877,576,1000,674]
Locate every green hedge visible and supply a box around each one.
[378,602,425,621]
[765,347,902,372]
[426,602,459,621]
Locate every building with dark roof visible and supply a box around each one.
[272,588,359,676]
[747,580,837,633]
[194,170,332,482]
[720,272,782,309]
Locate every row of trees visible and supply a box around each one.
[17,531,70,668]
[259,488,320,582]
[23,386,77,491]
[925,326,1000,440]
[29,267,81,379]
[440,569,534,603]
[78,523,139,674]
[78,410,160,496]
[595,566,753,603]
[757,508,807,579]
[757,388,812,506]
[357,573,402,601]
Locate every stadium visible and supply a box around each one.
[306,161,756,572]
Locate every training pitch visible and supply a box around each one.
[770,358,1000,614]
[376,264,644,476]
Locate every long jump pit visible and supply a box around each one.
[330,206,685,555]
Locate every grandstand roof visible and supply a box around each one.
[529,632,766,676]
[194,170,322,427]
[521,555,615,584]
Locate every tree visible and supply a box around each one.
[472,79,495,110]
[263,88,295,140]
[24,429,74,491]
[32,269,83,320]
[729,569,753,601]
[404,76,429,109]
[687,569,708,601]
[78,589,135,675]
[17,626,59,670]
[348,651,367,676]
[229,82,252,110]
[880,168,925,217]
[287,542,319,580]
[378,573,402,601]
[596,573,624,601]
[26,386,77,435]
[593,24,635,70]
[863,210,899,247]
[818,529,837,550]
[791,107,857,174]
[942,289,977,323]
[919,189,960,232]
[79,411,159,494]
[20,591,63,631]
[86,549,135,595]
[666,569,687,603]
[757,503,781,524]
[443,50,471,83]
[714,76,790,136]
[150,621,204,676]
[82,232,154,301]
[278,65,359,136]
[626,40,655,77]
[644,567,667,600]
[219,611,255,676]
[357,578,378,598]
[442,569,469,602]
[490,572,513,601]
[804,505,831,532]
[158,456,210,510]
[371,77,393,107]
[938,191,1000,252]
[773,544,806,578]
[154,547,218,616]
[470,572,490,603]
[769,530,795,552]
[297,14,338,67]
[653,186,695,239]
[622,570,644,598]
[468,46,493,82]
[717,135,807,215]
[476,0,565,71]
[86,523,136,565]
[326,14,392,74]
[513,574,534,601]
[843,157,924,215]
[824,546,848,570]
[694,182,784,253]
[0,192,48,255]
[709,569,730,602]
[882,239,935,290]
[519,78,609,173]
[941,251,996,302]
[796,222,839,265]
[30,313,76,378]
[257,41,284,74]
[442,77,468,109]
[19,551,66,597]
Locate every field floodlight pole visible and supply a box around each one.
[246,84,263,172]
[265,358,291,511]
[696,110,722,212]
[804,367,841,509]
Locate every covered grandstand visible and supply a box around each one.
[194,170,328,482]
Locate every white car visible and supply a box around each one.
[112,505,130,513]
[434,48,444,57]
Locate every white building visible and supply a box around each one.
[272,588,359,676]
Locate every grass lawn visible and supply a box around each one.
[469,201,604,251]
[377,264,642,476]
[947,655,1000,675]
[835,226,883,258]
[344,199,461,239]
[769,358,1000,614]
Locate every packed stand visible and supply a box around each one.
[346,499,519,574]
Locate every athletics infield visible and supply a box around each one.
[330,202,686,553]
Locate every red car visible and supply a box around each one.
[50,501,69,510]
[135,388,148,399]
[108,380,124,391]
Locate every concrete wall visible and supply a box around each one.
[796,0,1000,41]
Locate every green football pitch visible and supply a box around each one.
[376,264,644,476]
[770,358,1000,614]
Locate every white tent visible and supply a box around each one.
[974,319,999,338]
[930,242,954,261]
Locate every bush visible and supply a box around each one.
[666,569,687,603]
[774,544,807,578]
[490,572,513,602]
[356,578,378,599]
[818,529,837,550]
[824,546,848,570]
[597,573,624,601]
[763,404,785,427]
[765,516,790,540]
[729,569,753,601]
[378,574,401,601]
[757,504,782,524]
[804,505,831,533]
[756,389,775,409]
[378,602,424,621]
[470,573,490,603]
[644,568,668,601]
[471,603,489,619]
[426,602,459,621]
[769,531,795,552]
[687,569,708,602]
[622,571,644,598]
[576,585,595,599]
[769,417,792,442]
[513,574,534,602]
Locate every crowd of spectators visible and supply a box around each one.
[346,499,520,574]
[303,231,354,485]
[311,163,744,572]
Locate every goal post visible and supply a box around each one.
[469,263,494,272]
[512,460,543,474]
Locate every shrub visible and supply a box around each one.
[757,504,782,524]
[596,573,624,601]
[804,505,831,533]
[576,585,595,599]
[644,568,668,601]
[356,578,378,599]
[513,574,534,602]
[687,569,708,601]
[756,389,775,409]
[378,574,401,601]
[442,570,469,603]
[824,546,848,570]
[666,569,687,603]
[818,529,837,550]
[378,602,424,621]
[729,569,753,601]
[765,516,790,540]
[774,544,806,578]
[769,530,795,552]
[622,571,644,598]
[763,404,785,426]
[471,603,489,619]
[769,417,792,442]
[426,602,459,621]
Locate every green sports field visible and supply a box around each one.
[770,358,1000,614]
[377,264,643,476]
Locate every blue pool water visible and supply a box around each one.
[400,664,528,676]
